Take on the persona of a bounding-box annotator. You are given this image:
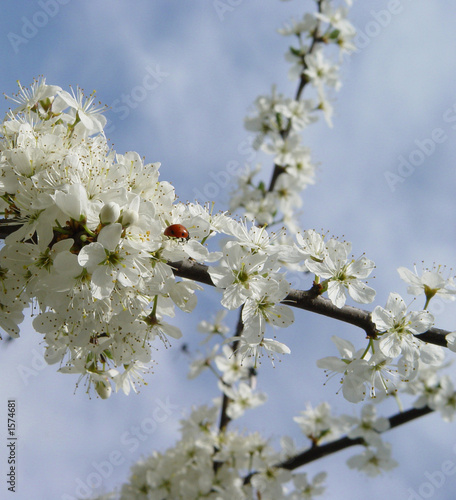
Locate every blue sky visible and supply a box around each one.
[1,1,456,499]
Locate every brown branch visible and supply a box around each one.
[294,0,324,103]
[214,311,245,474]
[268,0,324,192]
[278,406,433,471]
[168,258,215,287]
[243,405,434,484]
[169,259,450,348]
[218,311,244,433]
[0,221,451,349]
[0,220,22,239]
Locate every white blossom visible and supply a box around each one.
[372,292,444,364]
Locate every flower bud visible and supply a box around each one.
[120,209,139,228]
[95,380,112,399]
[100,202,121,224]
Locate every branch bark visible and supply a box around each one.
[243,405,434,484]
[218,311,244,433]
[169,258,450,348]
[277,406,434,471]
[0,220,22,239]
[0,220,451,348]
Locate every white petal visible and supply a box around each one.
[327,281,346,308]
[268,304,294,328]
[348,281,376,304]
[379,332,402,359]
[221,284,248,310]
[420,343,445,366]
[397,267,421,287]
[342,373,367,403]
[98,223,123,252]
[385,292,407,317]
[446,332,456,352]
[371,306,393,332]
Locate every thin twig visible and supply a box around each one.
[218,310,244,433]
[268,0,324,192]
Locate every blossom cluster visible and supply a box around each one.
[0,78,380,399]
[317,266,456,405]
[0,79,221,397]
[93,311,384,500]
[91,400,396,500]
[294,402,397,477]
[88,308,324,499]
[91,404,329,500]
[0,80,290,398]
[231,0,356,232]
[5,0,456,498]
[288,229,376,307]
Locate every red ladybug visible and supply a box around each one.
[164,223,190,240]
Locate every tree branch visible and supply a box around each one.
[268,0,324,192]
[0,220,22,239]
[279,406,434,471]
[0,220,451,349]
[218,311,244,433]
[169,259,450,348]
[243,405,434,484]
